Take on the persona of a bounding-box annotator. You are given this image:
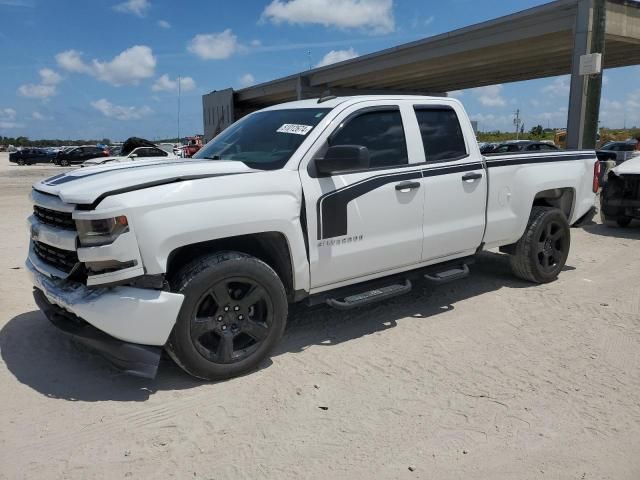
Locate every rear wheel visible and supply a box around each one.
[509,207,570,283]
[166,251,287,380]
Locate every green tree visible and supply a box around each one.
[530,125,544,137]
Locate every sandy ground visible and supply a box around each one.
[0,152,639,479]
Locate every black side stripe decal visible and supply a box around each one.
[315,153,595,240]
[317,170,422,240]
[485,153,594,168]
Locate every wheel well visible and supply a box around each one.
[166,232,295,299]
[532,188,574,219]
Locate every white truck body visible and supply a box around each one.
[26,96,598,377]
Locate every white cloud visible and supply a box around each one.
[448,90,464,98]
[238,73,256,87]
[262,0,395,34]
[474,84,507,107]
[315,47,359,67]
[1,108,17,120]
[601,98,623,110]
[18,84,56,98]
[114,0,150,17]
[469,112,512,131]
[0,108,21,128]
[56,45,156,86]
[250,39,262,47]
[0,121,23,128]
[55,50,92,74]
[17,68,63,99]
[90,99,152,120]
[627,90,640,109]
[157,19,170,28]
[32,111,46,120]
[151,74,196,92]
[542,76,570,96]
[188,30,239,60]
[39,68,62,85]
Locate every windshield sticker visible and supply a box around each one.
[277,124,313,135]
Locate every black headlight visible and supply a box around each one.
[76,216,129,247]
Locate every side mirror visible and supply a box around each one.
[129,153,138,159]
[315,145,370,176]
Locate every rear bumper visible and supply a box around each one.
[33,288,162,378]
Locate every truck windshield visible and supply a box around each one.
[194,108,330,170]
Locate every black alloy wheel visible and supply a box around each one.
[536,219,567,274]
[190,277,272,364]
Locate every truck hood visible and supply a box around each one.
[612,154,640,175]
[83,154,179,166]
[34,159,257,205]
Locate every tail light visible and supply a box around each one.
[593,160,601,193]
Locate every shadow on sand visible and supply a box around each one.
[1,252,543,402]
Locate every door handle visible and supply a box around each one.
[395,181,421,192]
[462,172,483,182]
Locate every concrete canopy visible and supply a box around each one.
[202,0,640,142]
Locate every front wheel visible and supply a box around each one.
[509,207,570,283]
[17,159,25,166]
[59,159,70,166]
[166,251,288,381]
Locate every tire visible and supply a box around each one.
[509,207,570,284]
[59,159,70,166]
[616,217,632,228]
[17,159,25,166]
[166,251,288,380]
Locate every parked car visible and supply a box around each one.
[9,148,51,165]
[81,137,178,167]
[600,155,640,227]
[486,141,559,154]
[181,136,203,157]
[27,95,597,380]
[55,146,109,166]
[597,141,638,165]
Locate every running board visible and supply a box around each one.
[424,264,469,283]
[326,279,412,310]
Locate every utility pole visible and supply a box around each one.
[307,50,312,70]
[177,75,181,143]
[514,109,521,140]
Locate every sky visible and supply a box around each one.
[0,0,638,141]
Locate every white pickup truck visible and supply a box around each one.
[27,96,598,380]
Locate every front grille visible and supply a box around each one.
[33,241,79,273]
[622,175,640,199]
[33,205,76,230]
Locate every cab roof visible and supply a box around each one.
[261,95,455,111]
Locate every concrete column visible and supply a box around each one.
[566,0,606,149]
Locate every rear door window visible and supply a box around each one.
[413,107,467,162]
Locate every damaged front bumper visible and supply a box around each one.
[33,288,162,378]
[27,259,184,377]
